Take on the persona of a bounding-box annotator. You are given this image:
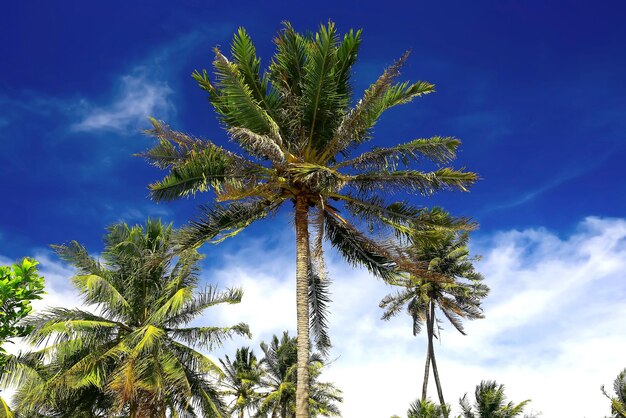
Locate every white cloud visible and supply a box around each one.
[71,69,174,134]
[4,217,626,417]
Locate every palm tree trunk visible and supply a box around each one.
[294,195,310,418]
[239,409,245,418]
[428,300,447,417]
[421,312,431,401]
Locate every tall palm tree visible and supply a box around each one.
[5,219,249,417]
[603,369,626,417]
[257,332,341,418]
[459,381,537,418]
[380,210,488,415]
[219,347,263,418]
[141,22,477,417]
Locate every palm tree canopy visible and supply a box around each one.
[141,21,477,282]
[3,219,249,417]
[219,346,263,416]
[380,209,489,337]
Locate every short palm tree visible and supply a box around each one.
[8,219,249,417]
[1,351,117,417]
[603,369,626,417]
[219,347,263,418]
[141,22,477,417]
[406,398,448,418]
[257,332,341,417]
[459,381,536,418]
[380,210,488,415]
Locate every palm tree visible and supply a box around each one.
[141,22,477,417]
[219,347,263,418]
[1,351,117,417]
[459,381,537,418]
[603,369,626,417]
[380,210,488,415]
[5,219,249,417]
[257,332,341,417]
[406,398,448,418]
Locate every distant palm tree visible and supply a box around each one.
[406,398,448,418]
[459,381,537,418]
[219,347,263,418]
[257,332,341,417]
[603,369,626,417]
[5,220,249,417]
[140,22,477,417]
[380,209,488,415]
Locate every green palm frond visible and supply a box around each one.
[348,168,478,195]
[177,199,282,248]
[212,47,280,137]
[323,211,397,281]
[170,324,251,350]
[231,27,279,115]
[335,136,461,170]
[71,274,131,319]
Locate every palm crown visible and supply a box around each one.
[141,22,477,417]
[5,220,249,417]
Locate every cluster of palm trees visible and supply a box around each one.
[219,333,341,418]
[396,381,537,418]
[0,21,513,417]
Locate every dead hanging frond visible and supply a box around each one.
[308,206,332,354]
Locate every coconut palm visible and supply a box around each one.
[406,398,448,418]
[459,381,537,418]
[380,210,488,415]
[257,332,341,418]
[219,347,263,418]
[1,351,117,417]
[141,22,477,417]
[6,219,249,417]
[603,369,626,417]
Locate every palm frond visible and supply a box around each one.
[348,168,478,195]
[335,136,461,170]
[164,286,244,327]
[171,324,250,350]
[177,199,281,249]
[323,211,397,281]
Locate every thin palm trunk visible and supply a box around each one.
[428,300,447,417]
[421,316,431,401]
[294,195,310,418]
[239,409,244,418]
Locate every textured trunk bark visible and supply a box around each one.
[239,408,245,418]
[428,300,447,417]
[294,195,310,418]
[421,310,431,401]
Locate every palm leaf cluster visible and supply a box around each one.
[142,22,476,280]
[219,332,341,418]
[1,220,249,417]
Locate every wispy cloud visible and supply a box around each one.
[4,217,625,417]
[71,70,174,134]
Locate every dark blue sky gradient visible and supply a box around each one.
[1,0,625,259]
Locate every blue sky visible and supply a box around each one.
[2,1,626,416]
